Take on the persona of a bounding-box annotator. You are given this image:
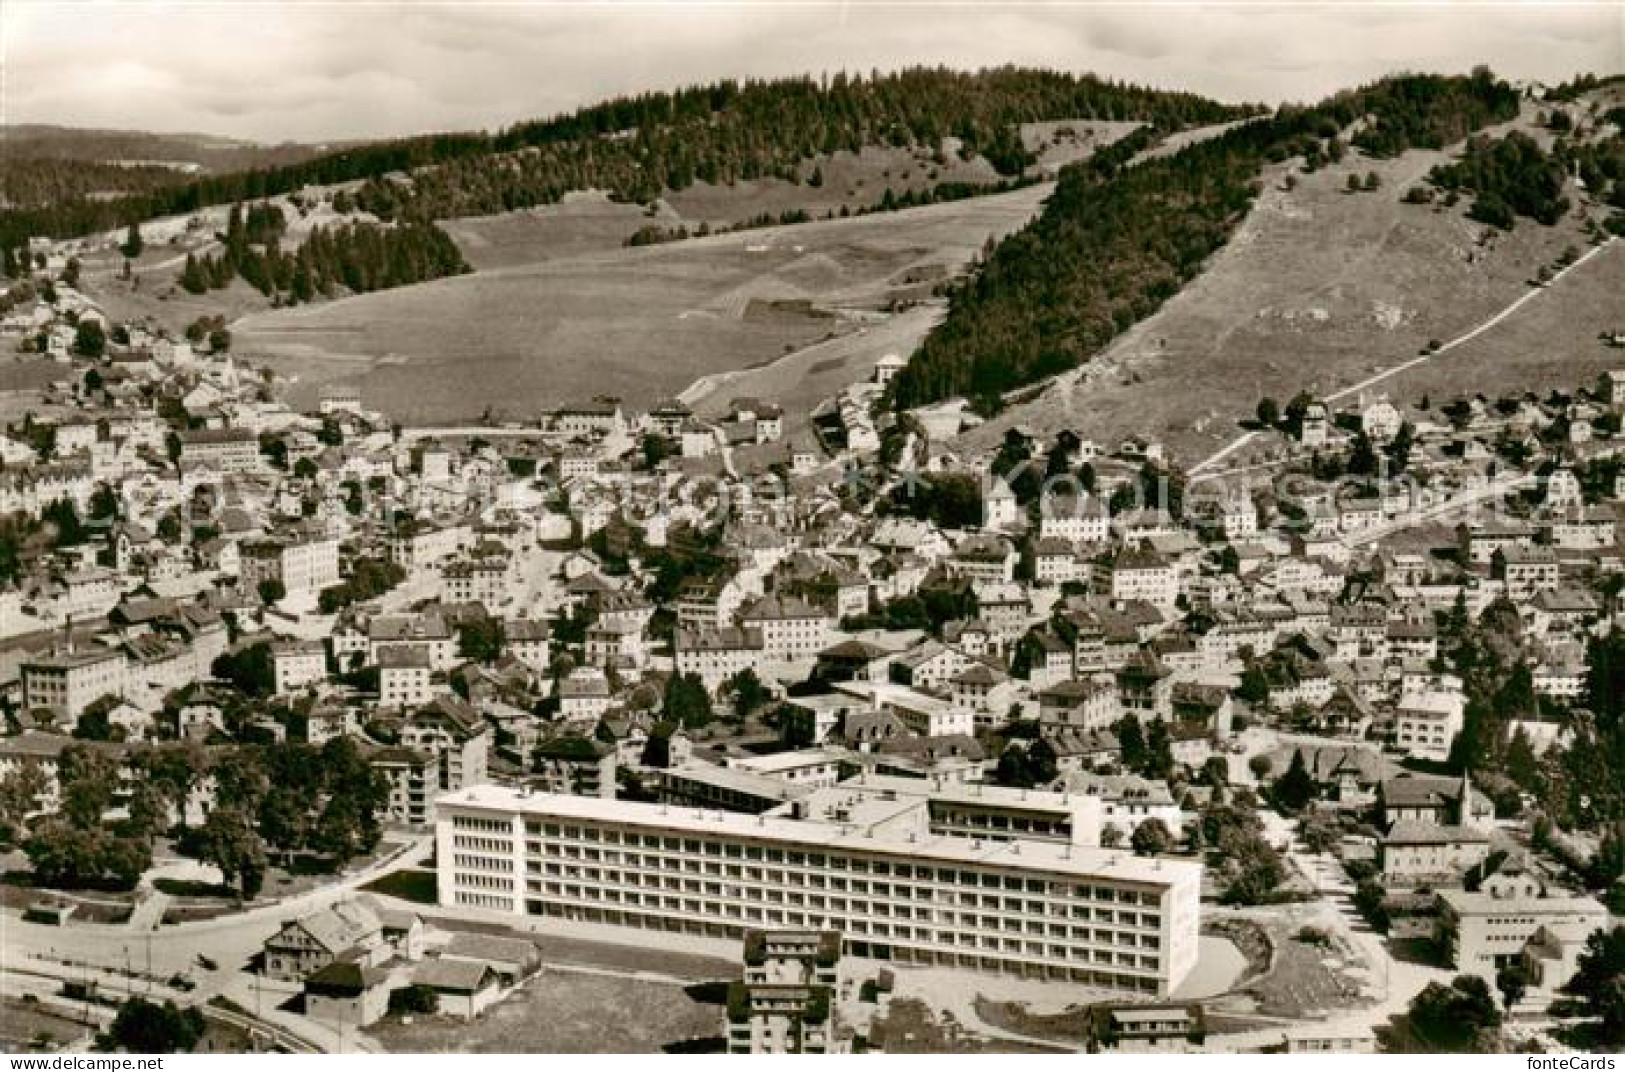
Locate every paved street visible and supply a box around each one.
[0,834,432,1053]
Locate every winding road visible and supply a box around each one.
[1190,236,1618,479]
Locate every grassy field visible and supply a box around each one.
[685,303,943,437]
[961,103,1623,467]
[232,182,1057,421]
[367,970,725,1054]
[76,120,1133,388]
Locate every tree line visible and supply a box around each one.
[0,66,1250,251]
[179,204,468,303]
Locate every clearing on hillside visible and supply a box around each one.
[960,104,1624,466]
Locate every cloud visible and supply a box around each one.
[2,2,1620,142]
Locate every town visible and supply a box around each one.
[0,215,1620,1058]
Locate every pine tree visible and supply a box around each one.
[179,254,208,295]
[120,223,144,259]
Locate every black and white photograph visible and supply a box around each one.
[0,0,1622,1059]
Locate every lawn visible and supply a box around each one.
[869,997,1063,1054]
[366,969,725,1053]
[440,125,1137,274]
[0,357,62,393]
[0,874,135,925]
[429,919,735,979]
[1237,920,1373,1019]
[686,304,946,440]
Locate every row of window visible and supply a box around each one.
[520,823,1159,904]
[453,834,511,853]
[453,815,510,833]
[454,853,513,872]
[527,857,1162,927]
[529,883,1161,969]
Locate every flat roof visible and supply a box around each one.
[664,761,809,802]
[23,646,124,670]
[1437,889,1606,915]
[729,749,845,774]
[838,772,1096,818]
[438,786,1199,889]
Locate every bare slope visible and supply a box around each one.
[960,109,1621,465]
[233,184,1054,421]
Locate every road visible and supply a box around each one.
[1190,236,1618,478]
[1199,812,1452,1052]
[0,834,431,1052]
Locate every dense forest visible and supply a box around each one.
[1427,131,1572,227]
[177,203,468,303]
[886,70,1526,410]
[0,159,193,210]
[0,67,1251,250]
[1419,105,1625,232]
[0,125,326,212]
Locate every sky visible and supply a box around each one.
[3,2,1622,144]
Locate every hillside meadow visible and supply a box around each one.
[231,182,1058,421]
[961,105,1625,466]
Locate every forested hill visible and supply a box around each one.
[887,70,1526,411]
[0,125,328,212]
[0,67,1252,247]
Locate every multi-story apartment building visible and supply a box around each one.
[22,646,129,719]
[369,613,456,671]
[1038,678,1122,733]
[1038,502,1111,546]
[504,618,550,671]
[56,568,120,621]
[444,555,512,606]
[272,641,327,696]
[739,596,832,661]
[241,533,341,596]
[727,930,844,1054]
[372,747,434,827]
[435,786,1202,997]
[379,645,433,708]
[1108,548,1178,609]
[389,520,473,570]
[177,428,258,473]
[675,626,765,691]
[832,681,974,739]
[1493,546,1561,602]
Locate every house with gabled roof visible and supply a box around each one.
[263,900,385,982]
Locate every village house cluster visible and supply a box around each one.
[0,251,1620,1055]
